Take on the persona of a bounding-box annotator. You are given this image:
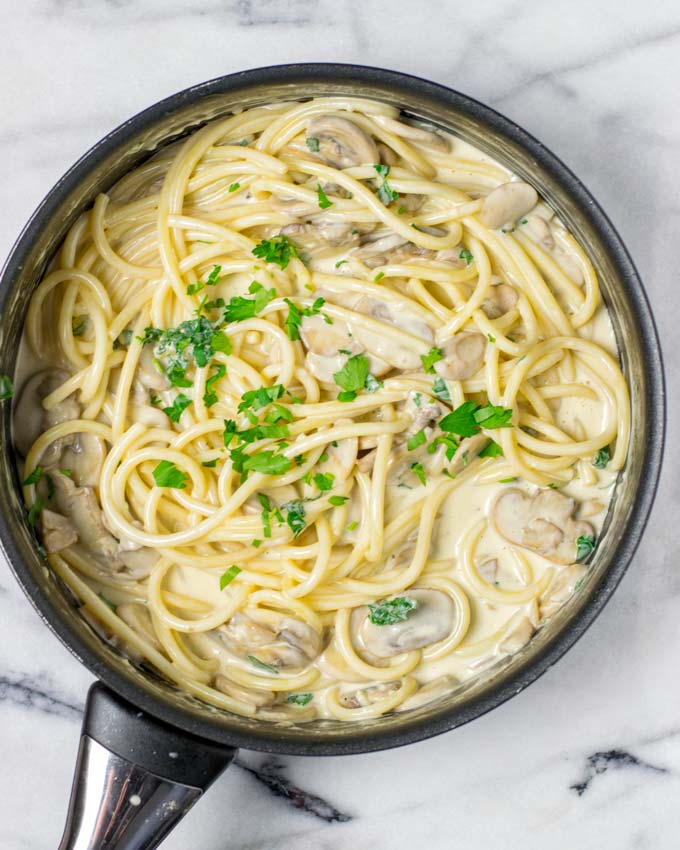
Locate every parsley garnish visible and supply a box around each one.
[407,430,427,451]
[163,393,192,423]
[223,419,238,446]
[364,373,384,393]
[439,401,513,437]
[237,451,292,476]
[479,440,503,458]
[282,499,306,537]
[219,565,241,589]
[113,329,133,350]
[373,164,399,205]
[248,655,279,674]
[202,459,218,468]
[22,466,43,486]
[228,182,240,192]
[238,384,285,413]
[432,377,450,402]
[333,354,369,395]
[593,446,610,469]
[252,235,298,270]
[203,363,226,408]
[367,597,418,626]
[152,460,188,489]
[313,472,334,491]
[328,495,348,506]
[374,271,385,282]
[283,296,325,341]
[459,249,473,265]
[316,184,332,209]
[411,462,426,485]
[335,259,348,268]
[487,333,496,343]
[286,692,313,706]
[305,137,320,152]
[421,347,443,374]
[27,497,42,526]
[576,534,596,562]
[223,281,276,322]
[0,375,14,401]
[72,315,88,337]
[139,317,231,388]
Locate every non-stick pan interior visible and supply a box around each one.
[0,65,664,755]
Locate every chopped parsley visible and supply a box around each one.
[236,451,292,476]
[248,655,279,674]
[152,460,188,489]
[411,461,426,485]
[238,384,285,413]
[252,235,298,270]
[22,466,43,486]
[313,472,334,491]
[333,354,369,395]
[223,281,276,322]
[138,317,231,388]
[367,597,418,626]
[432,377,450,402]
[163,393,192,423]
[439,401,513,437]
[265,403,294,424]
[283,296,325,341]
[305,136,320,152]
[592,446,610,469]
[113,329,133,350]
[421,347,443,374]
[0,375,14,401]
[373,164,399,205]
[316,184,332,209]
[459,249,473,265]
[487,333,496,343]
[282,499,306,537]
[219,565,241,589]
[374,271,385,282]
[286,692,313,706]
[479,440,503,458]
[328,495,349,506]
[27,497,42,526]
[228,182,240,192]
[407,430,427,451]
[72,315,88,337]
[203,363,226,407]
[335,259,348,268]
[364,373,384,393]
[576,534,596,562]
[187,264,222,297]
[223,419,238,446]
[347,520,358,531]
[202,459,218,468]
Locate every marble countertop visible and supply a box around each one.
[1,1,678,848]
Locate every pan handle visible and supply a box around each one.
[58,682,236,850]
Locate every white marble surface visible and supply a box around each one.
[1,1,678,848]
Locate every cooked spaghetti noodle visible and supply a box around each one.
[14,97,629,721]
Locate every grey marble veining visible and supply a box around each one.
[1,1,678,847]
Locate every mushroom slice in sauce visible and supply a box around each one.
[299,312,364,383]
[492,488,594,565]
[353,296,434,372]
[354,589,456,658]
[480,181,538,230]
[218,612,321,670]
[539,564,587,619]
[50,471,121,562]
[522,215,555,251]
[353,232,410,267]
[60,433,106,488]
[339,680,401,709]
[433,332,486,380]
[281,221,359,253]
[396,674,459,711]
[14,370,80,460]
[306,115,379,168]
[402,391,445,440]
[498,616,535,654]
[481,284,519,319]
[40,508,78,553]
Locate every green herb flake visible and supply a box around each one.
[364,373,383,394]
[337,390,357,403]
[282,499,306,537]
[333,354,369,394]
[240,451,292,476]
[202,459,218,468]
[223,281,276,323]
[219,565,241,590]
[335,259,348,268]
[440,401,513,437]
[0,375,14,401]
[22,466,43,486]
[374,271,385,282]
[576,534,596,562]
[314,472,334,491]
[478,440,503,459]
[152,460,188,489]
[347,520,358,531]
[27,497,43,526]
[432,377,450,402]
[593,446,611,469]
[305,137,320,152]
[286,692,313,706]
[316,184,332,209]
[411,462,426,485]
[252,235,298,270]
[407,430,427,451]
[459,249,474,265]
[421,347,443,374]
[367,597,418,626]
[247,655,279,675]
[228,182,241,192]
[163,393,192,423]
[487,333,496,343]
[72,315,88,337]
[203,363,227,408]
[373,163,399,205]
[328,495,348,507]
[238,384,285,414]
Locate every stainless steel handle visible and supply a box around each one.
[57,684,236,850]
[58,736,202,850]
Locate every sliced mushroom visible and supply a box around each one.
[498,616,535,653]
[481,182,538,230]
[281,221,360,253]
[353,296,434,372]
[50,471,120,562]
[40,508,77,553]
[353,232,410,267]
[396,674,459,711]
[353,589,456,658]
[539,564,587,618]
[60,433,106,488]
[492,488,594,565]
[214,675,275,708]
[218,612,321,670]
[522,215,555,251]
[481,284,518,319]
[306,115,378,169]
[444,433,490,477]
[116,603,162,652]
[339,680,401,709]
[118,547,160,580]
[14,370,80,459]
[402,391,444,439]
[433,332,486,380]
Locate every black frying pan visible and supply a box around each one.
[0,65,665,850]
